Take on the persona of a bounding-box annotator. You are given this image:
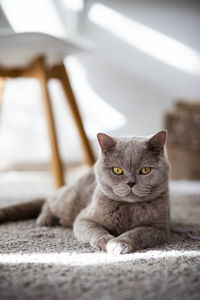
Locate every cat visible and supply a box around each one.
[0,131,169,254]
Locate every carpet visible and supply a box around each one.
[0,195,200,300]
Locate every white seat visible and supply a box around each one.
[0,31,83,68]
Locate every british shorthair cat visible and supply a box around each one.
[0,131,169,254]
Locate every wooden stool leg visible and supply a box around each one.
[35,58,64,188]
[0,77,5,118]
[57,63,95,166]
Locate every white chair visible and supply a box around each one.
[0,7,95,188]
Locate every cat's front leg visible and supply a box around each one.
[74,217,114,251]
[106,226,167,255]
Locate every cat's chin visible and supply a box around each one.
[100,182,151,202]
[124,192,146,202]
[112,191,146,203]
[115,189,151,199]
[121,189,154,203]
[101,185,135,202]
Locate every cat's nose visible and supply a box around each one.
[127,182,136,188]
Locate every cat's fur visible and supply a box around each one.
[0,131,169,254]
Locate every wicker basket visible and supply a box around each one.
[164,101,200,180]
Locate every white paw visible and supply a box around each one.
[106,239,132,255]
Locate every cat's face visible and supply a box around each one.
[95,131,169,202]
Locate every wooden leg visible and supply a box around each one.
[0,77,5,118]
[34,58,64,188]
[57,63,95,166]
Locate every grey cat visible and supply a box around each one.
[0,131,169,254]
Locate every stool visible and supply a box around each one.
[0,56,95,187]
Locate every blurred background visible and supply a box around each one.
[0,0,200,196]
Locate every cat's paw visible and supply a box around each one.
[36,215,48,226]
[36,214,58,227]
[93,235,114,251]
[106,239,132,255]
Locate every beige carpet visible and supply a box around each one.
[0,193,200,300]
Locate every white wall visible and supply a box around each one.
[78,0,200,137]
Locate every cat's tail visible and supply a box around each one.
[0,199,45,223]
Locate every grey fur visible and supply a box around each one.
[36,131,169,254]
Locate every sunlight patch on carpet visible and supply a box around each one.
[0,250,199,266]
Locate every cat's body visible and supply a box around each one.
[0,131,169,254]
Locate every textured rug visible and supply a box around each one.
[0,195,200,300]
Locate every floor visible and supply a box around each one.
[0,169,200,300]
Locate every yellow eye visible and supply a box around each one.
[140,167,151,175]
[112,167,123,175]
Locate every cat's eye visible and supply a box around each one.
[112,167,123,175]
[140,167,151,175]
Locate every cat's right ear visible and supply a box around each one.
[147,130,167,153]
[97,133,116,154]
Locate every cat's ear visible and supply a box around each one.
[97,133,116,154]
[147,130,167,153]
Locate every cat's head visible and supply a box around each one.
[95,131,169,202]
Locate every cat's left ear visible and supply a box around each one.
[97,133,116,154]
[147,130,167,153]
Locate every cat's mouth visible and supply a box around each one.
[112,184,151,199]
[125,186,152,198]
[114,188,135,198]
[127,190,134,196]
[132,186,152,197]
